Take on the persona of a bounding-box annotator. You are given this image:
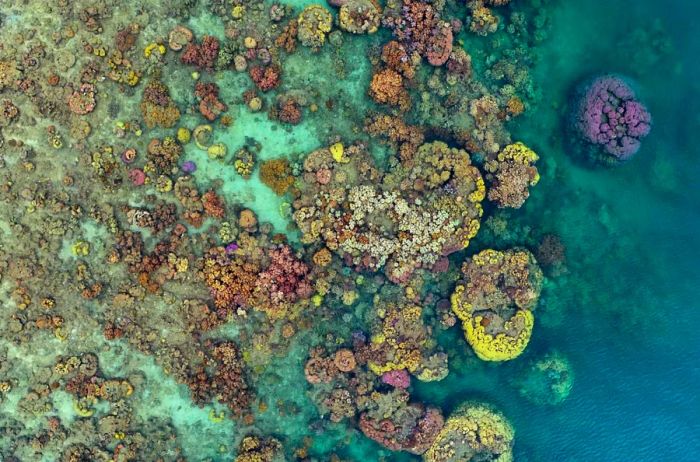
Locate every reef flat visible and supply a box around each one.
[0,0,698,461]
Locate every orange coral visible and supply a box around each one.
[365,113,424,164]
[369,68,410,110]
[239,209,257,228]
[312,248,332,267]
[202,247,259,315]
[506,96,525,117]
[275,19,299,54]
[381,41,418,79]
[333,348,357,372]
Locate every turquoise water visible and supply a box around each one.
[412,1,700,460]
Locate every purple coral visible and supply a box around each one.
[573,75,652,162]
[181,160,197,173]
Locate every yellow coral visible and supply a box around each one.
[73,398,95,417]
[499,141,539,166]
[330,142,346,162]
[155,175,173,193]
[464,310,534,361]
[209,409,226,423]
[193,124,213,150]
[177,127,191,144]
[297,5,333,48]
[450,285,472,321]
[311,293,323,307]
[468,175,486,203]
[207,142,227,160]
[124,70,140,86]
[231,5,245,18]
[71,240,90,257]
[144,42,166,58]
[425,402,514,462]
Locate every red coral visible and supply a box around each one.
[249,64,281,92]
[181,35,220,71]
[195,82,227,121]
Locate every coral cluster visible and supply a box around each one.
[424,402,515,462]
[292,141,484,284]
[572,75,652,163]
[451,249,543,361]
[485,142,540,208]
[140,80,181,129]
[304,343,445,455]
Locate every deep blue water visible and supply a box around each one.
[416,1,700,460]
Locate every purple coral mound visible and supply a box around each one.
[574,75,652,162]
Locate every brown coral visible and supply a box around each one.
[259,158,295,195]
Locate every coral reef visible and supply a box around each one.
[292,141,484,284]
[0,0,559,458]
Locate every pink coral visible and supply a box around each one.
[426,24,453,66]
[381,369,411,389]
